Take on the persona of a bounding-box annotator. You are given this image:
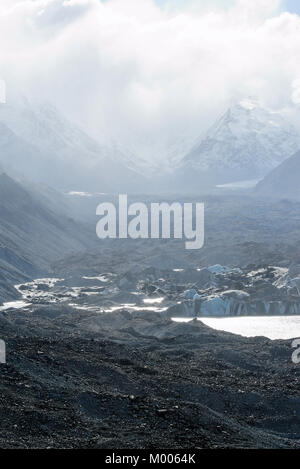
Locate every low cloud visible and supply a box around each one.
[1,0,300,156]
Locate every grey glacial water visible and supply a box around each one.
[173,316,300,340]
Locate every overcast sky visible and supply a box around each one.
[1,0,300,155]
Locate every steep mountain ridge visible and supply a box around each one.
[256,150,300,200]
[0,100,148,192]
[0,173,93,303]
[172,99,300,190]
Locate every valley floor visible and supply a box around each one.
[0,305,300,449]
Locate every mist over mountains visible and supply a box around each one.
[0,98,147,193]
[172,98,300,191]
[1,96,300,195]
[1,93,300,306]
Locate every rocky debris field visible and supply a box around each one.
[1,303,300,449]
[9,260,300,319]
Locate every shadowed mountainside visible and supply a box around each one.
[256,151,300,200]
[0,173,93,303]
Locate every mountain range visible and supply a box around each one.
[0,96,299,194]
[172,98,300,191]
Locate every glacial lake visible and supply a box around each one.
[172,316,300,340]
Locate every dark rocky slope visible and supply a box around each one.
[0,307,299,449]
[0,173,92,303]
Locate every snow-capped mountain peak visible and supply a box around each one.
[238,96,260,110]
[181,99,300,183]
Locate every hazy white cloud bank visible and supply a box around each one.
[1,0,300,153]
